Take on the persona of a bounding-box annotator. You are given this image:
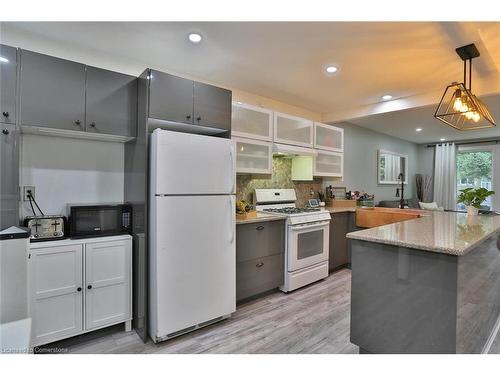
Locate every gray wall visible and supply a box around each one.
[324,122,421,203]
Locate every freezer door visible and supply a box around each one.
[150,195,236,340]
[151,129,235,195]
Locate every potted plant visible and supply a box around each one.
[457,187,495,216]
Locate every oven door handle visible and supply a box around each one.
[289,220,330,231]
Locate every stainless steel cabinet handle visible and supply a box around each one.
[256,262,264,268]
[2,129,9,135]
[256,225,265,231]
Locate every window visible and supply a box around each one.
[456,150,493,211]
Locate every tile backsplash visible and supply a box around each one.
[236,156,323,207]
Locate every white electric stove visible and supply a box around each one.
[254,189,331,292]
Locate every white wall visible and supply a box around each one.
[21,134,124,218]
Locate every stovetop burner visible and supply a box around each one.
[263,207,321,215]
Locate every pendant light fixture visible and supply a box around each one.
[434,43,495,130]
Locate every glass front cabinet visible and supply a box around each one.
[314,122,344,152]
[313,150,343,178]
[231,102,273,141]
[274,112,313,148]
[233,137,273,175]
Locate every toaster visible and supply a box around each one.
[24,215,67,242]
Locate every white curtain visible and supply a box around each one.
[433,143,456,210]
[384,154,400,182]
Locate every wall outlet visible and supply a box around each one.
[23,186,36,201]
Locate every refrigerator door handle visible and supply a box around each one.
[229,196,235,244]
[229,145,236,194]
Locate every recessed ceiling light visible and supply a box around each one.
[188,33,202,43]
[440,138,446,141]
[416,128,423,132]
[325,65,338,73]
[381,94,393,101]
[0,56,8,63]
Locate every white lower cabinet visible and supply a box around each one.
[85,240,131,331]
[29,235,132,346]
[30,244,84,346]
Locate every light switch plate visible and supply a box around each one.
[23,186,35,201]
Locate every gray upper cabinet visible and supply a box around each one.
[0,45,17,125]
[86,67,137,137]
[20,50,86,131]
[148,70,193,125]
[0,124,19,230]
[193,81,231,131]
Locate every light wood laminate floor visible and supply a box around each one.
[40,268,500,354]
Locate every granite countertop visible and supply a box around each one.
[236,212,286,225]
[346,210,500,256]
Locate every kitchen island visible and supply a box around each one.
[347,211,500,354]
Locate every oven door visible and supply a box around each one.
[287,220,330,272]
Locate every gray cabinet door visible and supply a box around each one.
[86,67,137,137]
[148,70,193,124]
[193,82,231,131]
[20,50,86,131]
[236,221,284,262]
[329,212,350,271]
[0,45,17,125]
[0,124,19,230]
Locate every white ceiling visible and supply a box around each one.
[2,22,500,117]
[346,93,500,144]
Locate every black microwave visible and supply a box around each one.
[68,203,132,238]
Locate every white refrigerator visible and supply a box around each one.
[149,129,236,342]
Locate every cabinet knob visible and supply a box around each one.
[75,120,81,126]
[256,225,265,231]
[87,285,92,289]
[77,287,82,292]
[186,115,191,120]
[2,129,9,135]
[89,122,96,128]
[196,116,201,122]
[2,111,9,118]
[256,262,264,268]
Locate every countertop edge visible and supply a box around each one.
[236,215,286,225]
[347,225,500,256]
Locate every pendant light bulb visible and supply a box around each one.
[465,111,474,120]
[453,97,463,112]
[472,112,481,122]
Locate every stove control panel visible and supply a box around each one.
[288,212,331,225]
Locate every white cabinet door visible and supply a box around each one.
[314,122,344,152]
[233,137,272,175]
[30,244,83,346]
[274,112,313,147]
[84,239,132,330]
[231,102,273,141]
[313,150,343,177]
